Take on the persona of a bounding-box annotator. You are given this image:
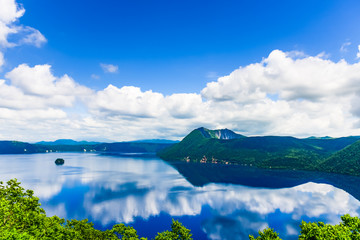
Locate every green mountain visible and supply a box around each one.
[319,139,360,175]
[158,127,360,173]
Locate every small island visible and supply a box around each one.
[55,158,65,165]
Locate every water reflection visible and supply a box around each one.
[0,153,360,240]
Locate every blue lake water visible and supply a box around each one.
[1,153,360,239]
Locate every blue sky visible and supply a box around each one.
[7,0,360,93]
[1,0,360,141]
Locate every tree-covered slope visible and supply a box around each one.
[0,141,43,154]
[319,140,360,176]
[158,127,360,171]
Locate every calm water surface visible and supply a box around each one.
[1,153,360,240]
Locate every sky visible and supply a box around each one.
[1,0,360,142]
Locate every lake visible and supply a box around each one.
[1,153,360,240]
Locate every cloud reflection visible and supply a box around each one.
[1,153,360,240]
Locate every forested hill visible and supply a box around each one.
[158,127,360,175]
[0,140,173,154]
[318,140,360,175]
[0,141,39,154]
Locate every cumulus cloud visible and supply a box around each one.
[88,85,165,118]
[0,0,46,77]
[197,50,360,137]
[5,64,90,98]
[100,63,119,73]
[0,0,24,23]
[0,63,94,141]
[0,0,25,47]
[0,0,46,48]
[92,50,360,139]
[202,50,360,102]
[88,86,205,120]
[2,49,360,141]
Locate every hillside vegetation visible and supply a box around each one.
[158,127,360,176]
[319,140,360,175]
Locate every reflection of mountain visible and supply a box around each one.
[2,153,360,240]
[170,162,360,202]
[81,179,360,240]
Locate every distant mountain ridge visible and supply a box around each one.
[3,128,360,177]
[36,139,100,145]
[158,127,360,176]
[0,140,174,154]
[130,139,180,144]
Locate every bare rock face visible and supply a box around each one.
[197,127,245,140]
[55,158,65,165]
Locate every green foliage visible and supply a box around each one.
[0,179,192,240]
[250,214,360,240]
[154,220,192,240]
[298,214,360,239]
[249,228,282,240]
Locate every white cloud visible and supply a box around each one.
[357,45,360,59]
[340,41,351,53]
[0,0,46,48]
[87,49,360,140]
[199,50,360,137]
[0,19,18,48]
[0,0,24,47]
[20,26,47,47]
[0,63,94,141]
[88,85,165,118]
[0,51,4,68]
[100,63,118,73]
[0,0,25,24]
[5,64,90,98]
[2,49,360,141]
[165,93,204,119]
[202,50,360,103]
